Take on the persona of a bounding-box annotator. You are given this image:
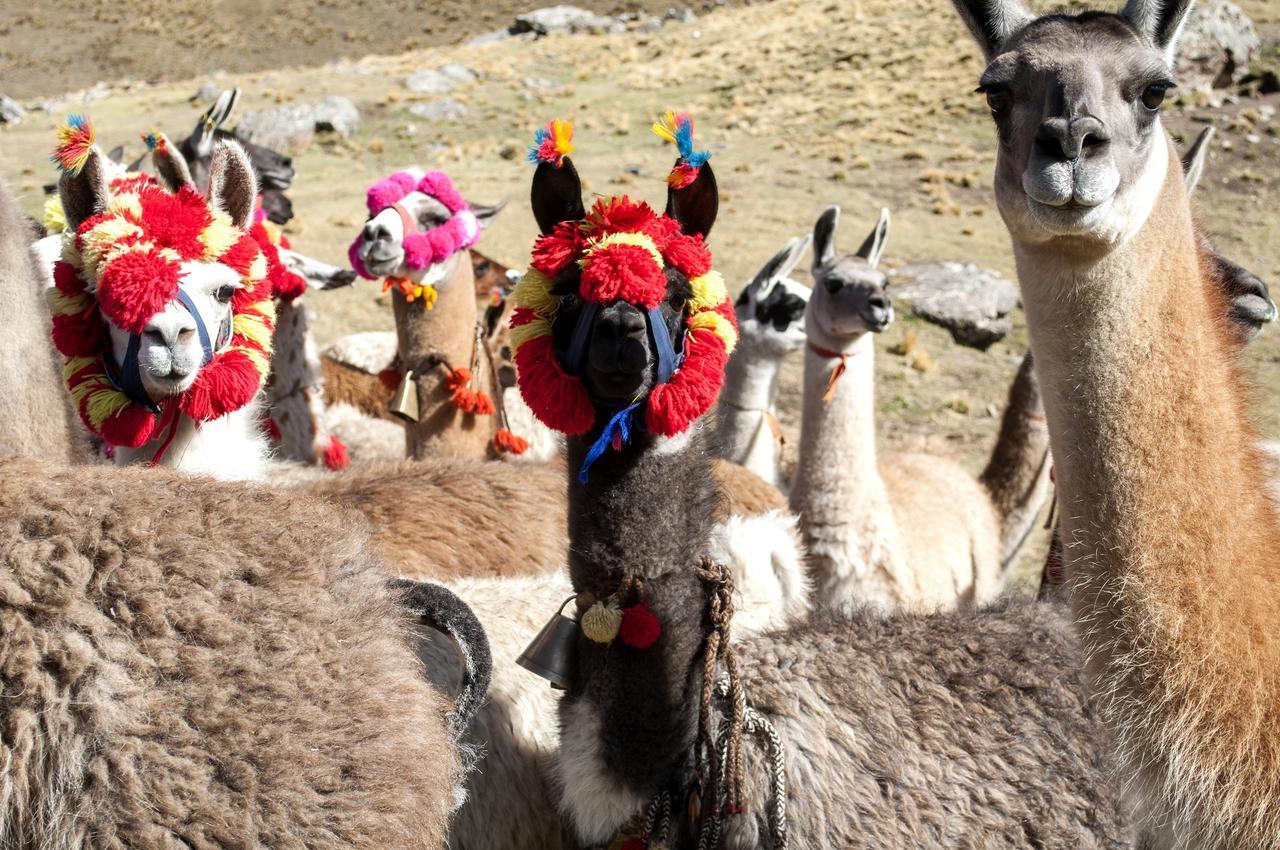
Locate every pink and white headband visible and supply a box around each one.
[349,169,480,279]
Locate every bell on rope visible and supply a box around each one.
[389,369,420,422]
[516,595,579,689]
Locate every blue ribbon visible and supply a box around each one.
[110,288,225,412]
[577,401,642,483]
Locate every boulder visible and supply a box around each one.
[511,5,624,36]
[314,96,360,137]
[887,262,1020,350]
[408,100,469,121]
[235,104,316,152]
[405,70,457,94]
[0,95,24,125]
[1175,0,1259,89]
[440,63,478,83]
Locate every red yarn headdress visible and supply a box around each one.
[47,166,275,451]
[511,195,736,437]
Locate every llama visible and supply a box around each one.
[789,205,1049,610]
[47,125,276,480]
[951,0,1280,845]
[349,169,546,460]
[0,165,492,848]
[519,121,1131,849]
[713,235,811,489]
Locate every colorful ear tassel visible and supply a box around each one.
[652,111,711,188]
[528,118,575,168]
[53,115,95,175]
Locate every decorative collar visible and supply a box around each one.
[808,341,863,404]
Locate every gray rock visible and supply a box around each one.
[632,15,665,33]
[523,76,563,92]
[665,6,697,23]
[235,104,317,152]
[408,99,468,121]
[405,69,456,94]
[0,95,24,125]
[193,82,220,104]
[888,262,1020,350]
[465,28,519,46]
[440,63,478,82]
[1176,0,1259,89]
[512,5,624,36]
[313,96,360,137]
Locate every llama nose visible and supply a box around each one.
[596,305,648,343]
[1035,115,1110,161]
[144,317,197,351]
[589,302,650,377]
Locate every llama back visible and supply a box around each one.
[0,458,459,848]
[734,596,1131,848]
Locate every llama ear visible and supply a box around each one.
[751,235,811,291]
[1121,0,1195,64]
[192,89,238,159]
[812,205,841,270]
[855,208,891,269]
[58,149,110,232]
[665,161,718,238]
[106,145,125,164]
[468,199,507,231]
[207,140,257,230]
[950,0,1033,60]
[150,132,195,191]
[1181,126,1213,195]
[531,159,585,234]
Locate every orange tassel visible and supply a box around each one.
[445,367,495,415]
[495,428,530,455]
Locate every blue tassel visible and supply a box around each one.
[578,402,642,483]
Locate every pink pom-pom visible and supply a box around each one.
[367,171,417,214]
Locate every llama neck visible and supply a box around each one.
[1015,138,1280,837]
[267,296,330,465]
[556,422,718,846]
[392,253,492,460]
[714,338,784,483]
[789,331,904,608]
[0,186,80,463]
[114,404,268,480]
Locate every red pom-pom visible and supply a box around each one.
[180,349,264,421]
[619,601,662,648]
[588,197,656,234]
[323,435,350,470]
[645,330,728,437]
[96,404,157,448]
[95,247,181,334]
[530,222,583,275]
[579,242,667,309]
[52,261,85,295]
[378,367,403,392]
[136,185,213,258]
[51,308,103,358]
[514,335,596,435]
[218,233,263,278]
[620,840,647,850]
[661,233,712,278]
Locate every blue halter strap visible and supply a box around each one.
[111,289,230,411]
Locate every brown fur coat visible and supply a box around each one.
[0,458,459,848]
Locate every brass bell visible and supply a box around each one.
[516,595,579,689]
[389,369,419,422]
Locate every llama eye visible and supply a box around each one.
[1140,82,1172,111]
[980,85,1010,114]
[215,284,237,304]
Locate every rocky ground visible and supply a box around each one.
[1,0,1277,586]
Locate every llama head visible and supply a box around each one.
[349,170,504,290]
[735,235,812,357]
[807,205,893,345]
[512,116,737,443]
[951,0,1194,248]
[50,129,274,449]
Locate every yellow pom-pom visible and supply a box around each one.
[581,601,622,644]
[42,197,67,235]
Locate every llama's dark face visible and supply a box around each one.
[529,156,719,409]
[550,267,693,403]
